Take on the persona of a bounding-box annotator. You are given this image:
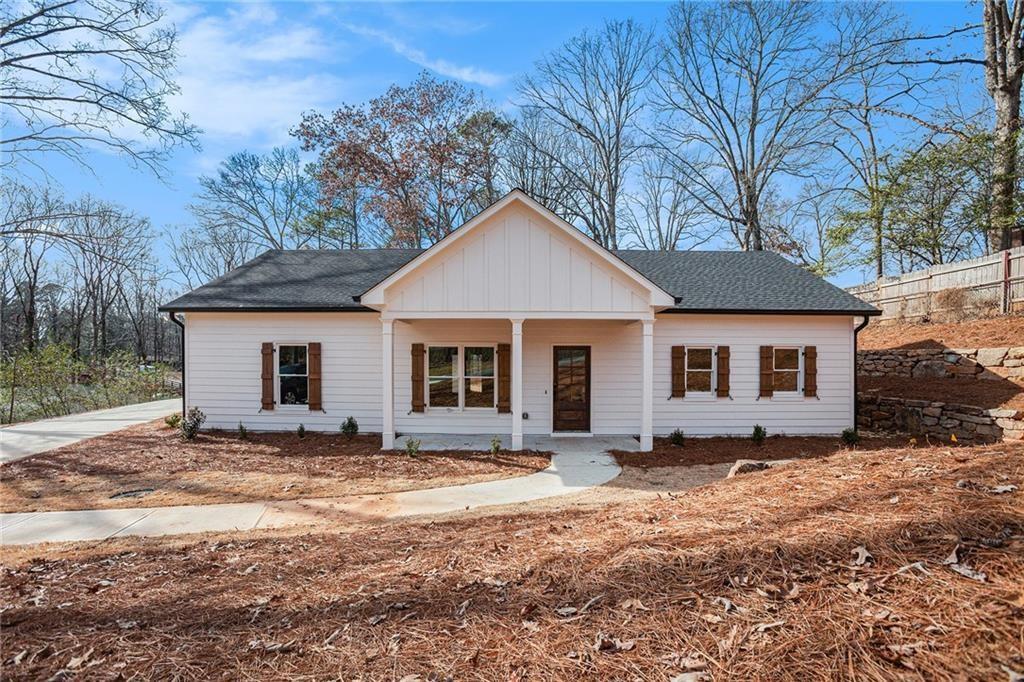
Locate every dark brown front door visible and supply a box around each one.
[553,346,590,432]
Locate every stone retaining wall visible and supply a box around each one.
[857,394,1024,443]
[857,346,1024,380]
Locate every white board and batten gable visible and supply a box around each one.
[360,190,675,319]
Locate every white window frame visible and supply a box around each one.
[276,342,310,408]
[426,344,498,412]
[684,345,716,398]
[772,345,803,397]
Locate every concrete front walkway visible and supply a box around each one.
[0,399,181,464]
[0,435,632,546]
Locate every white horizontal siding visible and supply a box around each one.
[653,314,855,436]
[185,312,383,432]
[185,312,855,438]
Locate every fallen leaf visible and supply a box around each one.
[593,632,635,653]
[754,620,785,632]
[67,648,93,669]
[579,595,603,613]
[555,606,578,617]
[701,613,723,624]
[368,614,387,625]
[948,562,987,582]
[992,484,1018,494]
[671,674,710,682]
[851,545,874,566]
[482,576,507,588]
[521,620,540,632]
[618,598,650,611]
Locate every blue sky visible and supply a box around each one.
[28,1,979,289]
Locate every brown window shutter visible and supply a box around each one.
[261,342,275,410]
[497,343,511,413]
[308,342,322,411]
[411,343,425,413]
[671,345,685,397]
[803,345,817,397]
[716,346,730,397]
[759,346,774,398]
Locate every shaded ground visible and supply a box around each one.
[860,375,1024,411]
[1,439,1021,680]
[0,421,551,513]
[613,434,907,469]
[859,315,1024,350]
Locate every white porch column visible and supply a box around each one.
[381,318,394,450]
[640,319,654,451]
[511,318,524,451]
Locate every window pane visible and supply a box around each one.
[280,375,308,405]
[687,370,712,392]
[688,348,712,370]
[775,348,799,370]
[429,347,457,377]
[774,370,798,392]
[463,378,495,407]
[429,377,458,407]
[279,345,307,375]
[464,347,494,377]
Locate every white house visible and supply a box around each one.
[161,190,879,451]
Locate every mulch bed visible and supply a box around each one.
[613,434,907,468]
[0,421,551,513]
[860,375,1024,411]
[859,315,1024,350]
[1,440,1021,679]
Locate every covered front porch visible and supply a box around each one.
[380,315,657,452]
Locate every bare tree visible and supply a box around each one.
[169,223,256,289]
[0,0,198,175]
[500,107,579,223]
[621,151,716,250]
[188,148,314,250]
[518,19,654,248]
[656,1,898,251]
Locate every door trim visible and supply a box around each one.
[552,345,591,433]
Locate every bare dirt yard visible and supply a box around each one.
[860,315,1024,350]
[860,375,1024,411]
[2,438,1021,680]
[0,421,551,513]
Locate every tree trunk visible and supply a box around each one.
[991,86,1020,252]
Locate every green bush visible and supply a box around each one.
[404,437,421,457]
[490,435,502,455]
[751,424,767,445]
[841,427,860,446]
[341,416,359,438]
[669,428,685,447]
[297,423,306,439]
[238,422,248,440]
[180,407,206,440]
[165,413,182,429]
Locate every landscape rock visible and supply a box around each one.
[911,360,950,379]
[727,459,796,478]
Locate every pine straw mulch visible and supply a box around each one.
[2,441,1022,680]
[859,375,1024,411]
[0,421,551,513]
[858,315,1024,350]
[613,434,908,469]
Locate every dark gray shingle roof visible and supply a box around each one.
[161,248,878,315]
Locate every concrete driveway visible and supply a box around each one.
[0,399,181,464]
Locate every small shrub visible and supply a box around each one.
[341,416,359,438]
[841,427,859,446]
[297,423,306,439]
[404,437,421,457]
[751,424,767,445]
[490,435,502,455]
[669,428,685,447]
[238,422,248,440]
[165,413,182,429]
[180,407,206,440]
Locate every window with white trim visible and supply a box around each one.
[427,345,496,409]
[773,346,802,394]
[685,346,715,394]
[278,344,308,405]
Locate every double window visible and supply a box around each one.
[428,345,496,409]
[685,346,715,394]
[773,347,802,394]
[278,344,309,405]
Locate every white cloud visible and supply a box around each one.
[343,24,506,88]
[170,4,345,145]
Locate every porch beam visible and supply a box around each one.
[640,319,654,451]
[511,318,524,450]
[382,318,394,450]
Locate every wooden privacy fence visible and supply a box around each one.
[847,246,1024,322]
